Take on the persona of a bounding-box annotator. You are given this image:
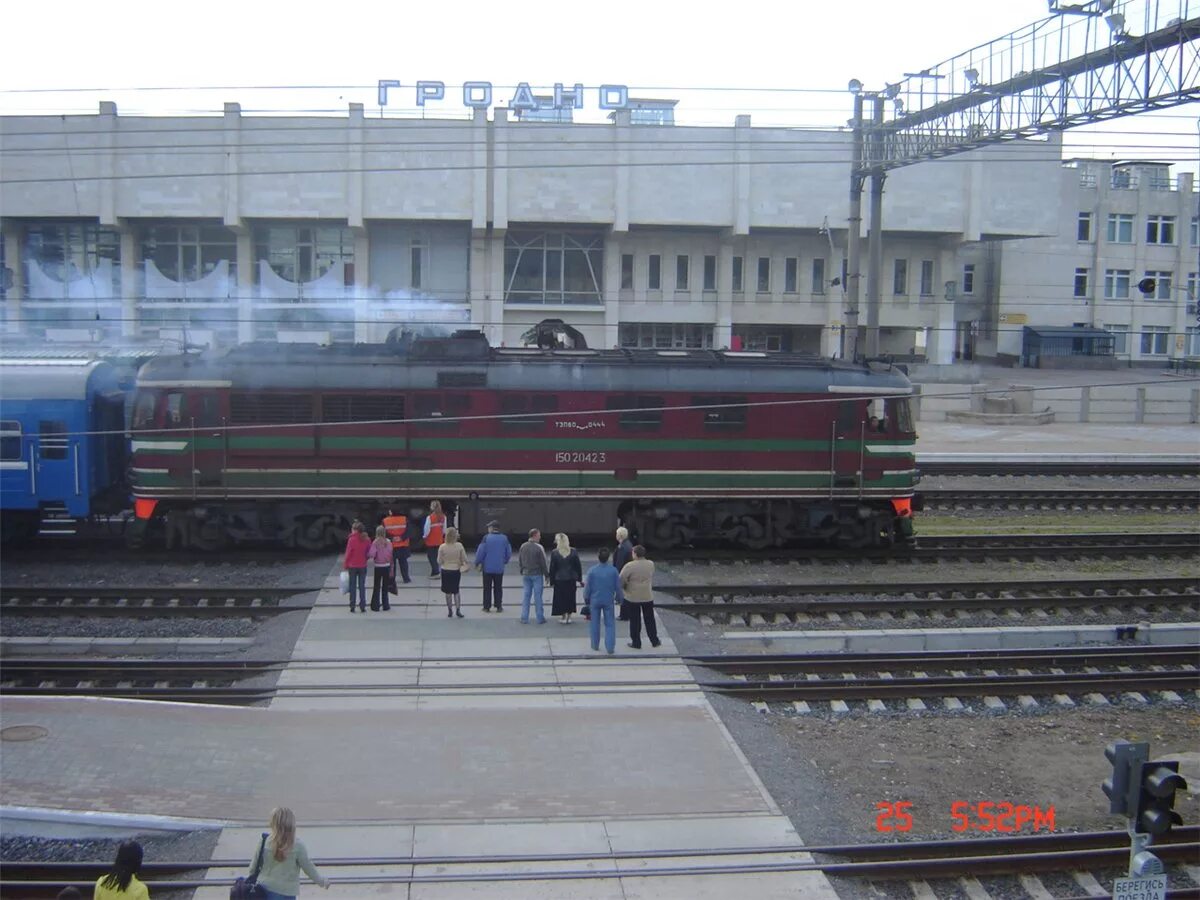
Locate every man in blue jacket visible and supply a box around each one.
[474,521,513,612]
[583,547,624,654]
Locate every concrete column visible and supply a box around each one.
[353,229,370,342]
[347,103,365,231]
[1190,388,1199,425]
[926,285,955,365]
[222,103,241,230]
[98,102,117,227]
[3,223,23,334]
[716,236,734,349]
[733,116,751,236]
[613,110,631,233]
[119,224,139,339]
[493,110,509,232]
[604,233,622,350]
[471,108,489,232]
[235,226,254,344]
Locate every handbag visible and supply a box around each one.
[229,833,268,899]
[387,570,398,595]
[339,570,350,595]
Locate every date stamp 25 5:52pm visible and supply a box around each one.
[874,800,1056,834]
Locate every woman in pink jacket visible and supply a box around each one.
[368,525,395,611]
[343,521,372,612]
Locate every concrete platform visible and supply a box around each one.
[915,421,1199,458]
[0,565,838,898]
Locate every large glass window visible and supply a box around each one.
[1146,216,1176,245]
[1139,326,1169,355]
[1106,214,1134,243]
[1103,324,1129,355]
[784,257,798,293]
[1104,269,1131,300]
[703,255,716,291]
[1143,270,1172,300]
[676,255,690,291]
[503,231,603,305]
[811,258,826,295]
[1077,212,1092,242]
[732,256,744,292]
[919,260,934,296]
[962,263,975,295]
[142,224,236,282]
[620,253,634,290]
[255,225,354,283]
[24,222,120,284]
[1191,216,1199,247]
[648,254,661,291]
[618,323,713,349]
[1187,326,1200,357]
[893,259,908,295]
[757,257,771,293]
[1073,267,1089,298]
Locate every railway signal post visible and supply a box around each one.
[1103,740,1190,898]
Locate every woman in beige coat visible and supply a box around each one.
[618,544,660,649]
[436,526,469,618]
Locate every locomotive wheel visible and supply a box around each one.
[190,518,229,552]
[294,516,331,551]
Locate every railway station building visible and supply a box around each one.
[0,101,1195,365]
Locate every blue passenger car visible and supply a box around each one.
[0,359,129,542]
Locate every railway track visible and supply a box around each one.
[920,486,1200,510]
[918,457,1199,477]
[691,645,1200,709]
[3,827,1197,894]
[656,575,1200,625]
[0,586,317,616]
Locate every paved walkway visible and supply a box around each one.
[0,570,839,898]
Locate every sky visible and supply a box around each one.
[0,0,1196,170]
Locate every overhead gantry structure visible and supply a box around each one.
[844,0,1200,358]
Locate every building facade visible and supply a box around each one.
[962,159,1199,364]
[2,102,1065,359]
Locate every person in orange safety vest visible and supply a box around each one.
[423,500,446,577]
[382,508,412,585]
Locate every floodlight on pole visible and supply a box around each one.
[964,68,981,88]
[1105,12,1126,35]
[848,79,863,95]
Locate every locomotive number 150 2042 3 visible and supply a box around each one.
[554,451,608,464]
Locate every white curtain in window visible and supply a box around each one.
[144,259,231,300]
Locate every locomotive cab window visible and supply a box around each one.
[692,395,747,430]
[0,420,21,460]
[39,421,68,460]
[887,397,914,434]
[607,394,663,431]
[414,393,470,430]
[131,392,158,429]
[500,394,558,430]
[165,392,185,425]
[866,399,890,434]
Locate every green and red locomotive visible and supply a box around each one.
[127,327,919,550]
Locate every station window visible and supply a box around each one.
[607,394,663,431]
[1146,215,1176,245]
[732,256,744,292]
[703,255,716,291]
[621,253,634,290]
[0,420,21,460]
[676,255,690,291]
[648,254,661,291]
[1077,212,1092,242]
[784,257,798,293]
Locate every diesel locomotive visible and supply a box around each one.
[126,327,920,551]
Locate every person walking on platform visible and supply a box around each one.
[583,547,623,654]
[94,840,149,900]
[423,500,446,577]
[343,520,371,613]
[620,544,661,649]
[382,507,412,584]
[245,806,330,898]
[548,532,583,624]
[368,525,394,611]
[437,526,469,618]
[518,528,549,624]
[474,520,512,612]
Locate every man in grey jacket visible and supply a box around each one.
[518,528,549,625]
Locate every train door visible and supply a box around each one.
[32,412,82,513]
[830,400,861,491]
[188,391,225,492]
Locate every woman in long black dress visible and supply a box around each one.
[548,532,583,624]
